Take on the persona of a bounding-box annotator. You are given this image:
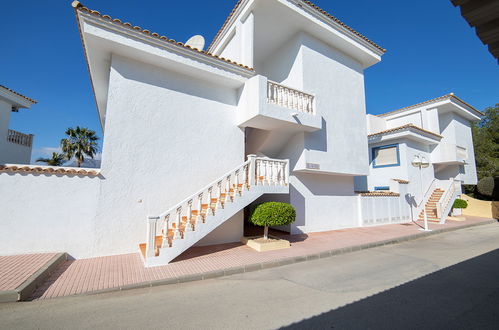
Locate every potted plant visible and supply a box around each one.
[242,202,296,251]
[452,198,468,216]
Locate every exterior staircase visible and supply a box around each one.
[418,188,444,222]
[140,155,290,267]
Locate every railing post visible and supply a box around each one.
[146,216,160,258]
[285,160,290,185]
[161,214,170,248]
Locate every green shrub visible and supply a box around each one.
[453,199,468,209]
[249,202,296,239]
[477,177,494,198]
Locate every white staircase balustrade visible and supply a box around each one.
[144,155,289,267]
[267,80,314,114]
[436,179,461,224]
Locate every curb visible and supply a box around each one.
[69,219,498,299]
[0,253,67,303]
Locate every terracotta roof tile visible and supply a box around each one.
[0,165,99,177]
[0,85,37,104]
[392,179,409,184]
[208,0,386,53]
[356,191,400,197]
[377,93,484,118]
[72,1,254,72]
[300,1,386,53]
[368,124,443,139]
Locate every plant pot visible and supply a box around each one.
[452,208,463,216]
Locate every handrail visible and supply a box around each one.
[418,178,437,210]
[437,179,460,223]
[267,80,314,114]
[158,160,250,219]
[436,179,453,218]
[145,155,290,258]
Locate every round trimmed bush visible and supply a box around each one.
[477,177,494,198]
[453,199,468,209]
[250,202,296,239]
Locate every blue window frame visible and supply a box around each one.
[372,144,400,168]
[374,186,390,191]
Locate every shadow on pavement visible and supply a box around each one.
[282,249,499,330]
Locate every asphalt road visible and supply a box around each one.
[1,222,498,330]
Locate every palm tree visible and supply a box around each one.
[36,152,67,166]
[60,126,99,167]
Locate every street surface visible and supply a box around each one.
[1,222,498,330]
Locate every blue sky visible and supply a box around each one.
[2,0,497,163]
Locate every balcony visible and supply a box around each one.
[432,143,468,165]
[237,75,322,132]
[7,129,33,147]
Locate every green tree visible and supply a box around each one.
[249,202,296,239]
[472,104,499,180]
[61,126,99,167]
[36,152,66,166]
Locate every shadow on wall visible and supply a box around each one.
[405,193,418,221]
[281,249,499,329]
[290,184,306,229]
[304,118,327,153]
[114,56,237,106]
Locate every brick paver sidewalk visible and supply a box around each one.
[18,216,494,300]
[0,253,58,291]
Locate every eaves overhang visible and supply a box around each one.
[0,85,37,109]
[209,0,386,68]
[377,94,484,122]
[73,1,255,130]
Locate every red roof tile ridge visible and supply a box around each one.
[0,164,100,176]
[207,0,386,53]
[377,93,484,118]
[71,1,254,72]
[368,124,443,139]
[356,191,400,197]
[300,1,386,53]
[0,85,37,104]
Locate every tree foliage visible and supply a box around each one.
[472,104,499,180]
[250,202,296,227]
[452,198,468,209]
[36,152,66,166]
[60,127,99,167]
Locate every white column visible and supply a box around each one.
[146,216,159,258]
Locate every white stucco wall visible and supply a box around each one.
[219,12,254,68]
[300,33,369,176]
[385,111,423,129]
[0,173,100,256]
[0,55,247,258]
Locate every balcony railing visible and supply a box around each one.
[7,129,33,147]
[267,80,314,114]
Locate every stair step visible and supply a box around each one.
[139,235,164,258]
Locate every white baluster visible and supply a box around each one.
[161,214,170,248]
[174,207,182,239]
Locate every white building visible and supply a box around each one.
[0,85,36,164]
[358,93,482,223]
[0,1,481,267]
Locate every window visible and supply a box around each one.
[374,186,390,191]
[372,144,400,168]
